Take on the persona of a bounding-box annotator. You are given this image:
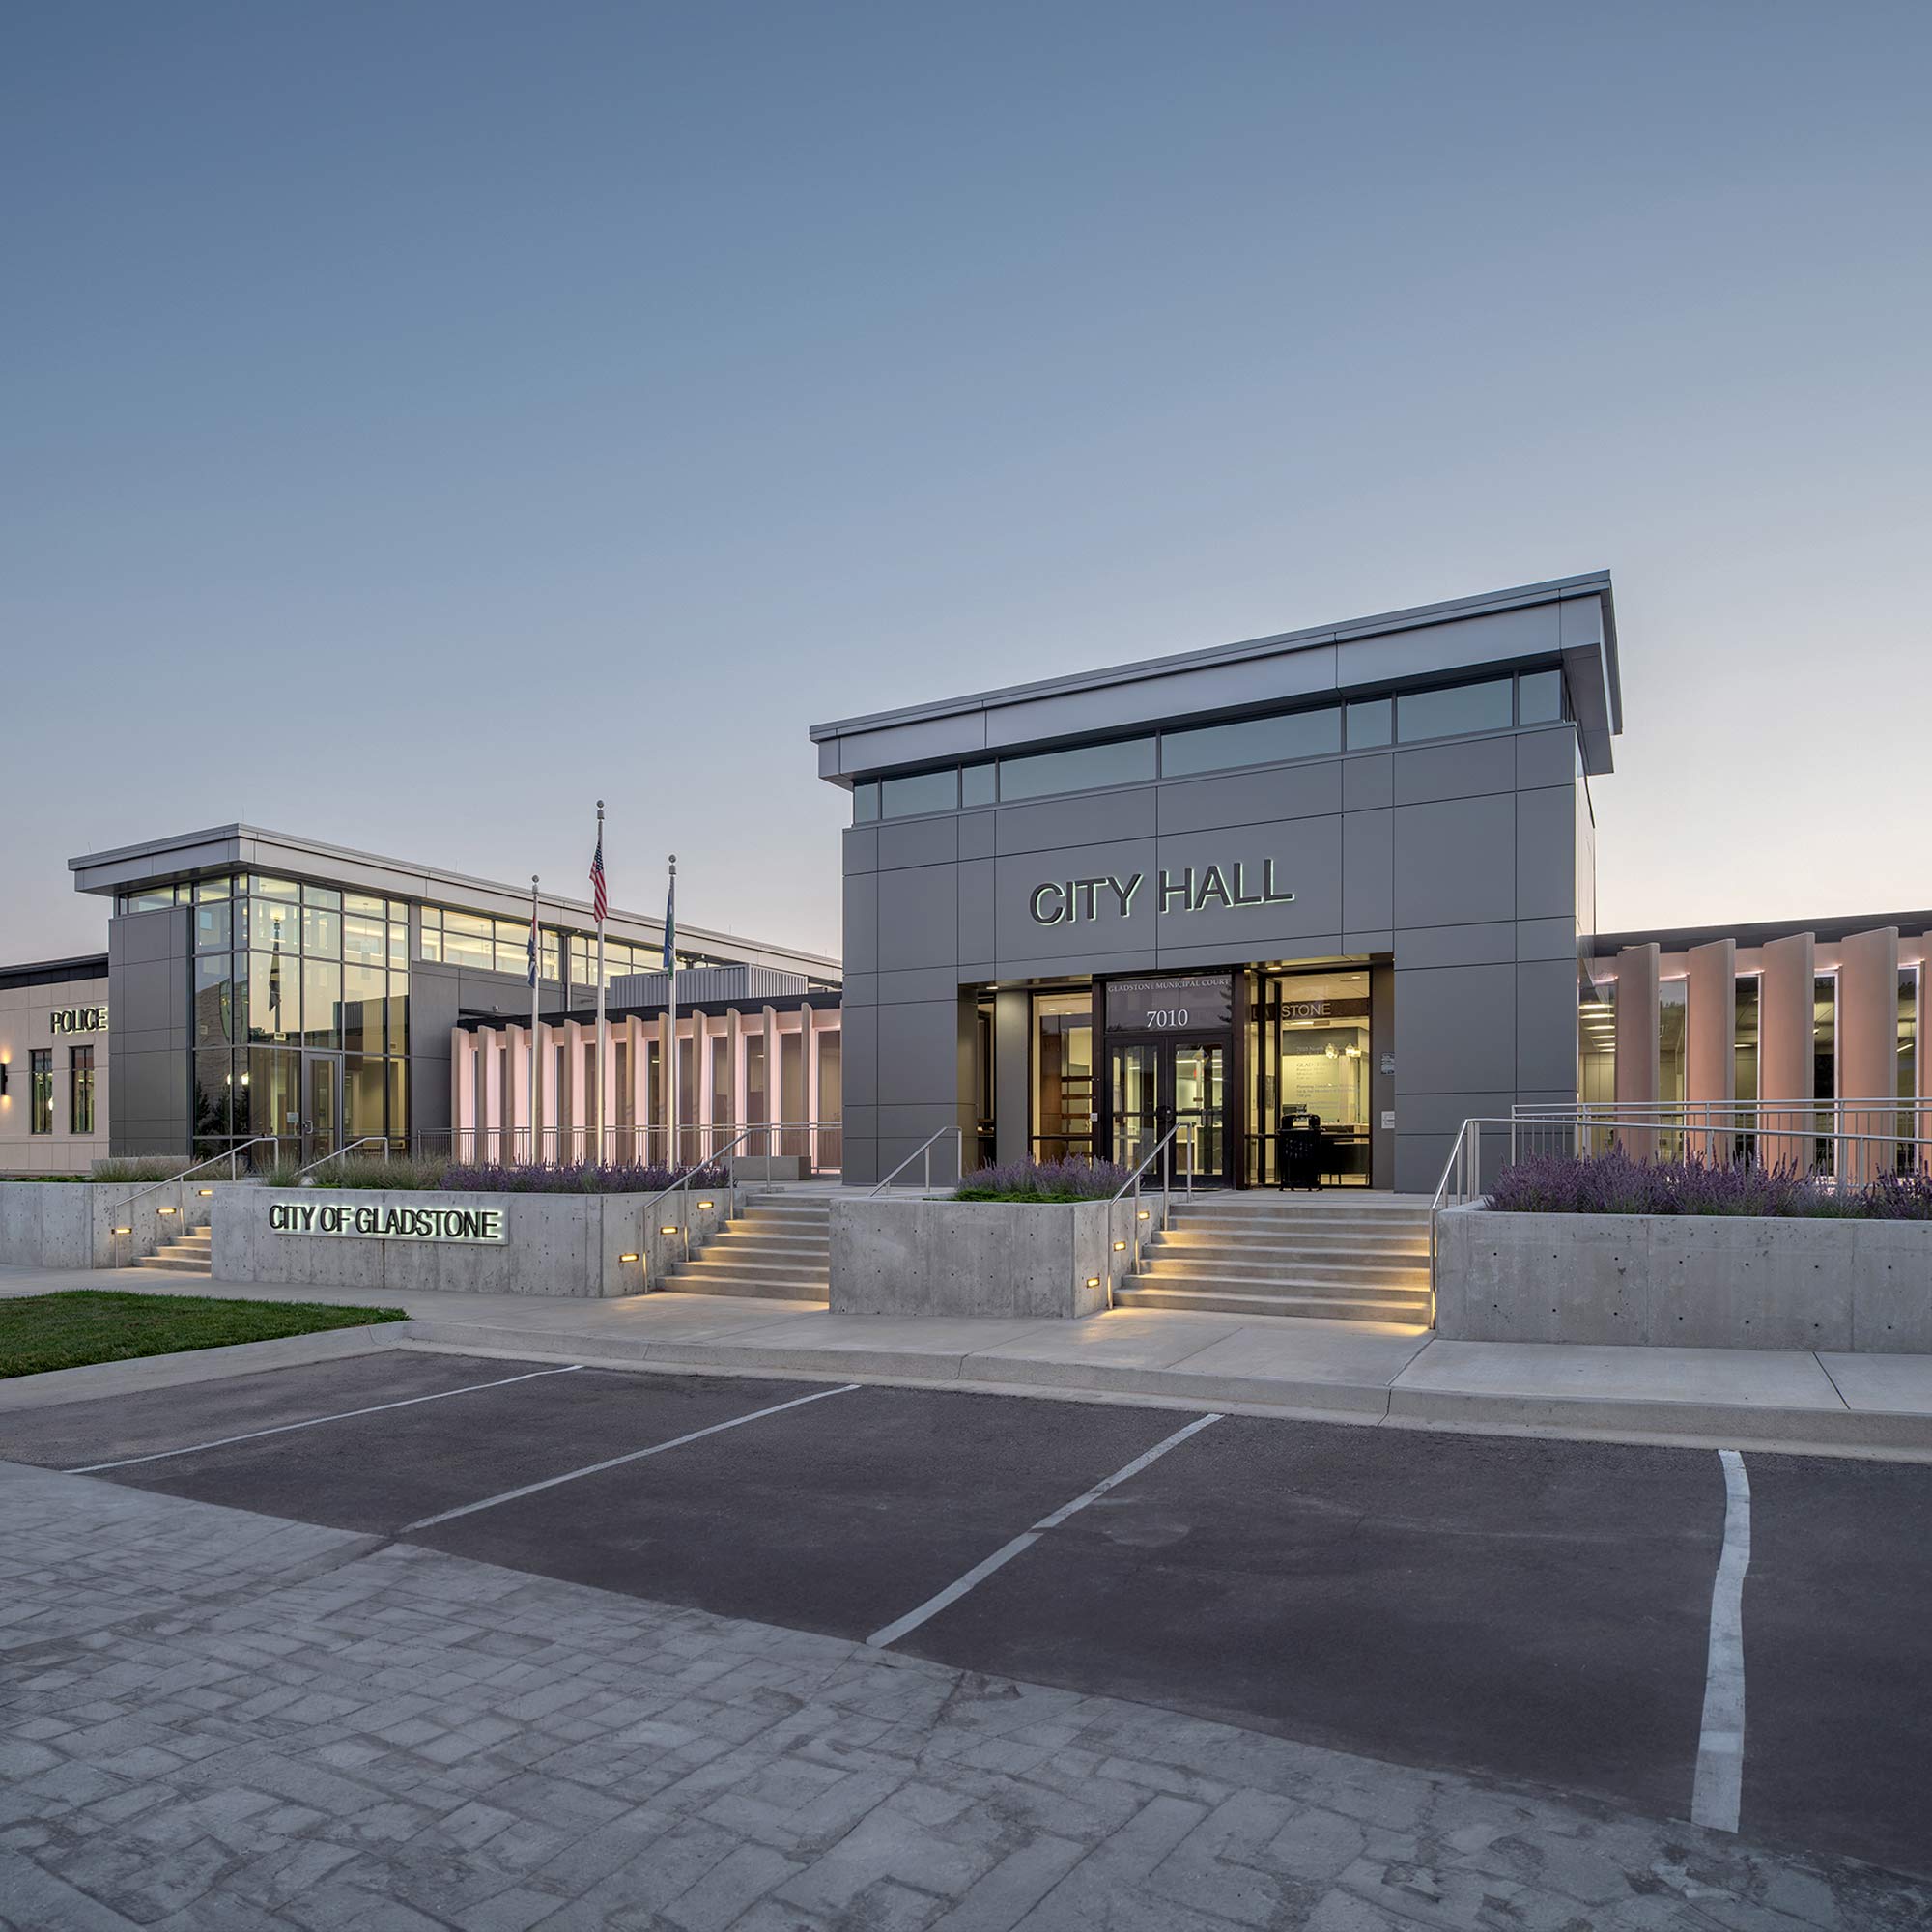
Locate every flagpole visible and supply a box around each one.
[528,874,541,1166]
[594,802,608,1167]
[666,853,678,1169]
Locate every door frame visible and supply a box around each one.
[1103,1031,1235,1186]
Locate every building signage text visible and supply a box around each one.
[268,1200,508,1243]
[1029,860,1293,926]
[1104,975,1235,1033]
[50,1006,108,1035]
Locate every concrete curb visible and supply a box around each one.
[0,1321,414,1411]
[399,1317,1932,1460]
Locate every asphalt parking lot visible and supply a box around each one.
[4,1348,1928,1881]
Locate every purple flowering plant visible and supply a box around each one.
[954,1156,1134,1203]
[439,1160,728,1196]
[1485,1149,1932,1220]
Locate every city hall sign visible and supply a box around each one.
[1029,860,1294,926]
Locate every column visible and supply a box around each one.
[561,1019,586,1163]
[452,1035,477,1164]
[506,1025,531,1165]
[624,1015,648,1165]
[598,1017,619,1168]
[1612,944,1660,1160]
[1760,931,1816,1175]
[657,1009,674,1167]
[1686,938,1736,1161]
[993,987,1030,1169]
[1918,939,1930,1174]
[728,1008,747,1147]
[763,1004,781,1160]
[694,1014,714,1159]
[805,1009,822,1173]
[1839,926,1900,1183]
[476,1028,501,1164]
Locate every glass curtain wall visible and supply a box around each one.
[1814,974,1837,1173]
[1032,992,1094,1160]
[1247,969,1372,1184]
[1659,980,1688,1157]
[1578,979,1615,1141]
[1900,967,1920,1172]
[190,874,411,1159]
[1734,975,1761,1163]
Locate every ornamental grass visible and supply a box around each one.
[437,1160,728,1195]
[1485,1149,1932,1220]
[953,1156,1134,1203]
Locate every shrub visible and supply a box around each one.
[91,1156,198,1181]
[438,1160,727,1196]
[1485,1150,1932,1220]
[954,1156,1133,1203]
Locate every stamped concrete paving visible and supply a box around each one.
[2,1461,1924,1932]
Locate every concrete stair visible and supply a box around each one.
[132,1225,213,1277]
[669,1193,830,1302]
[1116,1193,1433,1324]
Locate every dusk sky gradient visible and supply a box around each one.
[6,2,1928,962]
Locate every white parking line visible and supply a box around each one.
[866,1411,1224,1651]
[67,1365,585,1473]
[402,1381,863,1531]
[1691,1448,1751,1833]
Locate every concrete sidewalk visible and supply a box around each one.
[7,1263,1932,1456]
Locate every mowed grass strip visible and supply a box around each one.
[0,1292,406,1378]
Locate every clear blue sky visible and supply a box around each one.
[7,1,1928,961]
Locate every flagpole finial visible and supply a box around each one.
[597,799,605,812]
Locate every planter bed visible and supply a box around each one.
[829,1195,1136,1318]
[1435,1203,1932,1351]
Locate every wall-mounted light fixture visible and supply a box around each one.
[659,1225,678,1236]
[696,1200,714,1210]
[198,1188,213,1197]
[1113,1240,1127,1252]
[1136,1209,1150,1221]
[112,1225,131,1236]
[618,1252,639,1264]
[157,1206,178,1217]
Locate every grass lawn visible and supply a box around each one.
[0,1292,407,1379]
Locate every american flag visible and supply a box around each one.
[589,832,608,923]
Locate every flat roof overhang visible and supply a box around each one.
[810,572,1622,782]
[67,823,839,981]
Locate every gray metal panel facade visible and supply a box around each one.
[837,720,1586,1190]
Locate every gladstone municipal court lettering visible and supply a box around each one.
[268,1200,508,1243]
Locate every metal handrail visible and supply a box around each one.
[111,1136,282,1260]
[870,1126,963,1196]
[1111,1126,1191,1287]
[1426,1118,1485,1326]
[435,1118,844,1171]
[297,1136,394,1179]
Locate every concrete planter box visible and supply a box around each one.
[0,1179,254,1269]
[213,1187,733,1298]
[1435,1204,1932,1352]
[829,1195,1135,1318]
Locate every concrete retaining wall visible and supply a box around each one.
[213,1187,734,1298]
[829,1196,1134,1318]
[1436,1205,1932,1351]
[0,1179,251,1269]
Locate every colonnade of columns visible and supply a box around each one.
[1607,924,1927,1179]
[450,1005,841,1171]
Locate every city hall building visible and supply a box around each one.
[2,574,1923,1189]
[815,574,1926,1192]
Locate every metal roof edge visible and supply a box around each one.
[808,572,1615,743]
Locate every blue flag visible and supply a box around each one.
[527,923,538,988]
[661,874,676,973]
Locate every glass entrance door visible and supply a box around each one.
[304,1056,341,1166]
[1108,1038,1228,1184]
